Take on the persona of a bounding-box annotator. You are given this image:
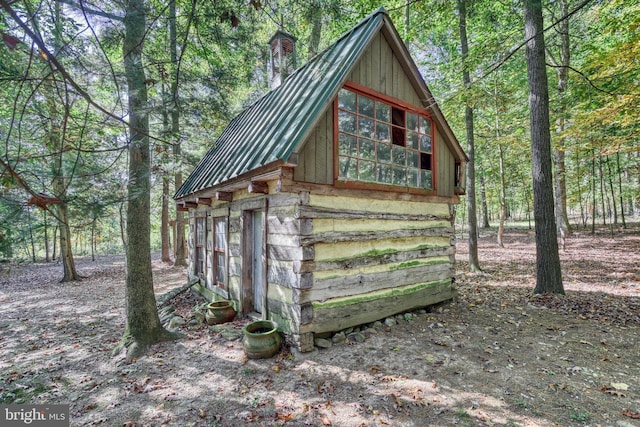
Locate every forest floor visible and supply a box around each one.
[1,225,639,427]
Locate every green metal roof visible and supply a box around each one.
[175,8,387,199]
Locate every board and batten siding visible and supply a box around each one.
[293,108,333,185]
[436,128,456,197]
[294,31,458,196]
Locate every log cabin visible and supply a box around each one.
[174,8,468,352]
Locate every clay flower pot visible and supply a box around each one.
[242,320,282,359]
[205,301,236,325]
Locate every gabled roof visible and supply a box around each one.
[175,8,465,200]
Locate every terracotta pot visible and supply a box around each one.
[242,320,282,359]
[205,301,236,325]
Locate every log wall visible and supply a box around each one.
[188,183,457,352]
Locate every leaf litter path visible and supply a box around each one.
[0,227,639,427]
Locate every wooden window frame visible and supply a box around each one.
[212,216,227,289]
[334,81,437,194]
[195,216,206,278]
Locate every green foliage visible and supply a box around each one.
[569,408,590,423]
[1,0,638,263]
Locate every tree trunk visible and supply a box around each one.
[591,148,596,233]
[43,209,50,262]
[119,201,127,252]
[605,155,617,225]
[161,176,171,263]
[56,206,80,280]
[550,0,571,239]
[52,225,58,260]
[49,1,80,282]
[160,65,171,264]
[307,1,323,59]
[525,0,564,294]
[479,173,490,228]
[458,0,481,272]
[497,144,507,248]
[117,0,177,362]
[616,152,626,228]
[170,0,187,267]
[91,218,96,261]
[27,208,36,262]
[495,78,507,248]
[598,154,606,225]
[575,148,585,229]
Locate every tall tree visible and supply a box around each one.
[524,0,564,294]
[47,1,80,281]
[1,0,83,279]
[546,0,572,239]
[117,0,177,360]
[169,0,187,267]
[458,0,481,272]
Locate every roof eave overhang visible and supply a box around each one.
[174,159,295,203]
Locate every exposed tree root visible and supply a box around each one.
[113,329,182,363]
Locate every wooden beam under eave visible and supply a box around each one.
[184,201,198,209]
[176,203,189,212]
[196,197,212,206]
[248,181,268,194]
[215,192,233,202]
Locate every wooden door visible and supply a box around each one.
[242,208,265,315]
[252,209,264,314]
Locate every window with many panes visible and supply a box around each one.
[337,87,433,190]
[195,216,206,277]
[213,217,227,288]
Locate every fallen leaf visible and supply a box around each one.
[611,382,629,391]
[321,416,331,425]
[276,412,293,420]
[317,381,335,394]
[623,409,640,419]
[392,394,403,407]
[601,386,626,397]
[198,408,207,418]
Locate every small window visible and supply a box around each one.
[195,216,206,277]
[213,217,227,288]
[337,87,433,190]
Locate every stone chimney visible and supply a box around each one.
[268,30,297,89]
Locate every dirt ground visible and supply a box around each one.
[1,226,639,426]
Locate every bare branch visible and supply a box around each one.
[481,0,594,81]
[546,63,620,96]
[0,0,127,126]
[56,0,123,22]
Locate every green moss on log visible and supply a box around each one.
[322,248,396,262]
[311,278,451,310]
[389,258,448,271]
[321,243,445,263]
